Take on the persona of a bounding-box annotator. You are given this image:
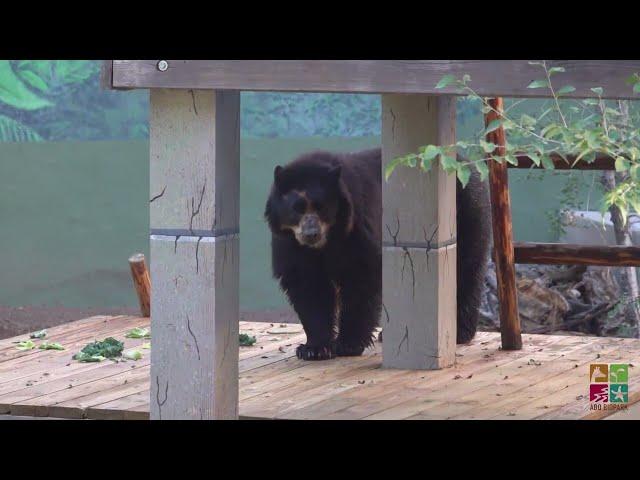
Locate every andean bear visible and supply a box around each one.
[264,148,490,360]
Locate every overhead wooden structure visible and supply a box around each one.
[102,60,640,419]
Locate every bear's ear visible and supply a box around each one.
[327,165,341,183]
[273,165,283,190]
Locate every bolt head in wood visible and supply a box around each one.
[157,60,169,72]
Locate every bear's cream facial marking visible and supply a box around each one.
[282,214,330,249]
[277,190,331,248]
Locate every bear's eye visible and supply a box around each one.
[292,197,306,214]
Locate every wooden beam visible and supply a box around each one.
[486,97,522,351]
[100,61,113,90]
[507,153,616,170]
[514,242,640,267]
[381,94,457,370]
[112,60,640,99]
[128,253,151,317]
[149,89,240,420]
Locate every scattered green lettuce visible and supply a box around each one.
[72,352,106,363]
[141,342,151,350]
[239,333,257,347]
[123,349,143,361]
[16,340,36,350]
[73,337,123,362]
[29,329,47,339]
[125,327,151,339]
[38,342,65,351]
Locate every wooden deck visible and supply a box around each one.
[0,315,638,420]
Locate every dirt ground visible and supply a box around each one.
[0,305,298,340]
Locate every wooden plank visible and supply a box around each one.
[112,60,640,99]
[514,242,640,267]
[100,61,113,90]
[507,153,616,171]
[486,97,522,350]
[381,94,457,370]
[149,88,240,420]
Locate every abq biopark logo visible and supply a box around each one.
[589,363,629,411]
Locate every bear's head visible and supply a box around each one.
[265,152,354,249]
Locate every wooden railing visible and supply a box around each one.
[488,105,639,350]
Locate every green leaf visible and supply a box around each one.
[527,79,548,89]
[141,342,151,350]
[30,329,47,339]
[484,119,503,135]
[440,155,459,174]
[435,74,458,89]
[72,352,105,362]
[480,140,497,153]
[420,145,441,161]
[528,153,541,166]
[38,342,65,351]
[0,115,43,142]
[16,340,35,351]
[475,161,489,181]
[456,164,471,188]
[124,349,143,361]
[590,87,603,96]
[125,327,151,339]
[615,157,630,172]
[384,156,406,181]
[239,333,257,347]
[0,61,53,110]
[556,85,576,96]
[634,83,640,94]
[18,70,48,92]
[505,154,519,166]
[74,337,123,360]
[548,67,566,75]
[541,154,556,170]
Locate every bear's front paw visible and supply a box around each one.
[296,344,336,361]
[336,342,366,357]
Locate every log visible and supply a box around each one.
[507,152,616,170]
[486,97,522,350]
[128,253,151,317]
[514,242,640,267]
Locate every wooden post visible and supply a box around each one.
[128,253,151,317]
[381,94,457,370]
[485,97,522,350]
[149,89,240,419]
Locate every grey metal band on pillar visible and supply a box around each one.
[382,236,457,250]
[150,227,239,238]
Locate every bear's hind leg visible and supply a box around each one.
[279,272,337,360]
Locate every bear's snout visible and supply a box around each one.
[300,214,322,245]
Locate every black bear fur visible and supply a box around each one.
[264,147,490,361]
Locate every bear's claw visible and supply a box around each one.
[296,344,336,361]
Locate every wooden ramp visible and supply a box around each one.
[0,315,638,420]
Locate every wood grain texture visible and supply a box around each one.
[486,97,522,351]
[381,94,457,370]
[150,235,239,420]
[112,60,640,99]
[514,242,640,267]
[382,94,457,246]
[382,245,456,370]
[128,253,151,317]
[2,317,640,420]
[149,89,240,233]
[100,61,113,90]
